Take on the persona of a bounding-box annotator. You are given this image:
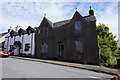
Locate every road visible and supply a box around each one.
[1,58,115,79]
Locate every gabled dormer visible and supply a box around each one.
[70,11,85,32]
[39,17,53,28]
[39,17,53,37]
[71,11,84,22]
[18,28,26,36]
[26,26,35,35]
[10,30,17,38]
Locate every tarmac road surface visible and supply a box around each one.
[1,58,115,79]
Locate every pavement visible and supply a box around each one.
[9,56,119,75]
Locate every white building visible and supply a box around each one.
[4,26,35,56]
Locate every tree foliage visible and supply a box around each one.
[96,24,119,66]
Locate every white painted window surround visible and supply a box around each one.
[75,21,81,31]
[75,40,83,53]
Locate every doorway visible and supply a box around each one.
[58,41,64,58]
[14,45,20,55]
[13,41,21,55]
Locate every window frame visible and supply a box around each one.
[75,40,83,53]
[75,21,82,31]
[41,43,48,53]
[24,43,30,51]
[38,30,40,34]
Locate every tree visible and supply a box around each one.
[96,24,119,66]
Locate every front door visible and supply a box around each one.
[58,41,64,58]
[14,45,20,55]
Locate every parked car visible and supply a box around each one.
[0,48,10,57]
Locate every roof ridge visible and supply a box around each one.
[45,17,52,23]
[53,19,71,24]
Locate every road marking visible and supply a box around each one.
[88,76,100,79]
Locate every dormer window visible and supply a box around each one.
[28,30,31,35]
[19,34,21,37]
[18,32,22,37]
[42,27,46,36]
[46,28,48,36]
[75,21,81,31]
[38,30,40,34]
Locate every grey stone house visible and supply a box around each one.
[4,7,100,65]
[35,8,99,65]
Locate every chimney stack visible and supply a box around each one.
[8,26,12,32]
[15,25,21,32]
[89,6,94,15]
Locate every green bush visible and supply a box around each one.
[108,56,117,65]
[97,24,119,68]
[103,63,108,66]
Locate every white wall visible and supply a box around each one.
[15,35,22,43]
[4,38,8,49]
[8,36,14,51]
[31,33,35,56]
[4,33,35,56]
[13,35,23,55]
[22,33,35,56]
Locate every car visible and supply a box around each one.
[0,48,10,57]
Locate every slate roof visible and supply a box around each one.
[53,19,71,28]
[26,26,35,32]
[40,17,71,28]
[7,26,36,37]
[37,11,96,29]
[10,30,17,36]
[40,15,96,28]
[18,28,27,34]
[0,32,8,38]
[6,11,96,37]
[84,15,96,22]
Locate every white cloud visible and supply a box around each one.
[1,0,120,2]
[1,2,119,45]
[95,2,118,41]
[1,2,77,32]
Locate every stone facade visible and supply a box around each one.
[35,10,99,65]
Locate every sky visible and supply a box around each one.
[0,0,119,45]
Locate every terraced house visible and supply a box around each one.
[4,7,100,65]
